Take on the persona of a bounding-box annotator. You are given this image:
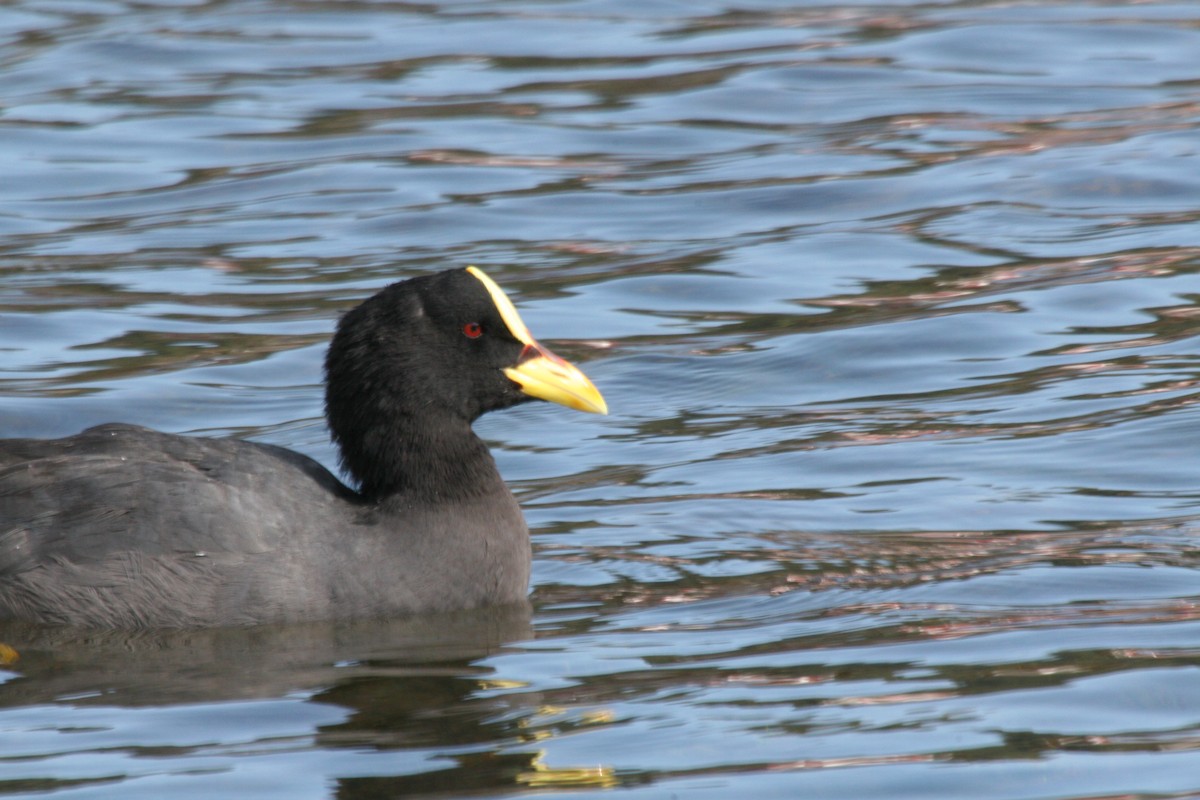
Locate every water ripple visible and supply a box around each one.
[3,1,1200,798]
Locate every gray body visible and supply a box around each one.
[0,424,530,627]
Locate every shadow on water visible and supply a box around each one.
[0,607,529,703]
[0,608,551,797]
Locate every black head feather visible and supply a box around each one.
[324,269,530,500]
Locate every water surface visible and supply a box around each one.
[2,1,1200,798]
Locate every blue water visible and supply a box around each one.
[2,1,1200,798]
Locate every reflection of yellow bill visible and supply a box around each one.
[476,679,528,691]
[516,751,618,789]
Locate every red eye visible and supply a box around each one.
[462,322,483,339]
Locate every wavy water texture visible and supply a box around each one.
[2,1,1200,799]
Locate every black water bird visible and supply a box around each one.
[0,267,606,628]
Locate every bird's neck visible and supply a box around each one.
[336,412,507,504]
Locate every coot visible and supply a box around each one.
[0,267,606,628]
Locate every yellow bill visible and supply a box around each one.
[467,266,608,415]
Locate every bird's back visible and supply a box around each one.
[0,424,354,626]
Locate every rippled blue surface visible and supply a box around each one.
[3,1,1200,798]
